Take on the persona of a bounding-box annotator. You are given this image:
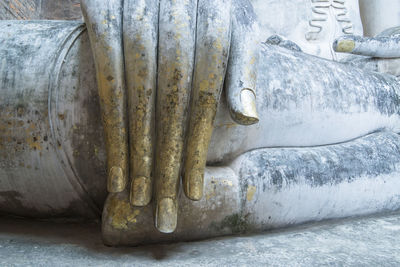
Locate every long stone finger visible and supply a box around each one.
[333,35,400,58]
[81,0,128,192]
[183,0,232,201]
[225,1,260,125]
[123,0,159,206]
[155,0,197,233]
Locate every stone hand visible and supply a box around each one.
[125,0,260,233]
[81,0,260,233]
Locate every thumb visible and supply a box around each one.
[225,0,260,125]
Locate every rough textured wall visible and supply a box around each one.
[0,0,40,19]
[0,0,82,20]
[40,0,82,20]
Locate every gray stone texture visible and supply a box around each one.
[1,212,400,266]
[0,0,82,20]
[0,0,39,20]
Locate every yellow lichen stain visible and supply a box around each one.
[221,180,233,187]
[206,188,217,200]
[205,177,217,200]
[214,39,223,50]
[204,178,233,200]
[215,122,237,129]
[26,135,41,151]
[107,197,140,230]
[26,123,35,131]
[0,108,47,153]
[336,39,355,53]
[127,209,140,224]
[249,56,256,66]
[94,145,99,157]
[246,185,256,202]
[58,113,65,120]
[17,106,24,116]
[199,80,209,93]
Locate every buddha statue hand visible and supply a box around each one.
[81,0,260,233]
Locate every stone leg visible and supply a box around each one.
[102,131,400,246]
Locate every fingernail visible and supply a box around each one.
[108,166,125,193]
[184,171,204,201]
[155,198,177,233]
[334,39,355,53]
[240,88,259,124]
[130,176,152,206]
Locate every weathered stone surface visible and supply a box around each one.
[0,0,39,19]
[360,0,400,37]
[102,131,400,246]
[0,21,102,218]
[2,21,400,229]
[0,0,82,20]
[250,0,363,60]
[209,43,400,163]
[2,212,400,265]
[1,1,400,247]
[40,0,82,20]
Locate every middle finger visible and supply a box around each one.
[155,0,198,233]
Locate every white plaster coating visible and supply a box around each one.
[378,58,400,77]
[250,0,363,60]
[208,44,400,163]
[0,21,100,218]
[360,0,400,37]
[242,164,400,229]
